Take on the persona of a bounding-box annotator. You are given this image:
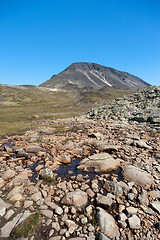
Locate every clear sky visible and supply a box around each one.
[0,0,160,86]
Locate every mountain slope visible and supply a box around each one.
[39,62,150,91]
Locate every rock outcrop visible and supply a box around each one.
[86,86,160,125]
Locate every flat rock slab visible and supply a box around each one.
[151,201,160,214]
[122,165,154,188]
[1,213,22,238]
[61,190,88,207]
[96,207,120,239]
[77,153,120,173]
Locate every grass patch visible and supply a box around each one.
[91,210,97,227]
[0,85,135,136]
[11,212,40,239]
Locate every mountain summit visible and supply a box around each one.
[39,62,150,91]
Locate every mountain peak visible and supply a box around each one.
[39,62,150,91]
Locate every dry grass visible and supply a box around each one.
[0,85,134,136]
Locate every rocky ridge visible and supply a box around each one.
[86,86,160,126]
[0,116,160,239]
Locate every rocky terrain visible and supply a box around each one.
[86,86,160,126]
[0,111,160,239]
[39,62,150,91]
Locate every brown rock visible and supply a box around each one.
[77,153,120,173]
[9,193,25,201]
[2,169,16,181]
[61,190,88,207]
[31,191,42,201]
[0,178,5,187]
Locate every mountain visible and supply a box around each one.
[39,62,151,91]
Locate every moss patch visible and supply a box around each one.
[11,212,40,239]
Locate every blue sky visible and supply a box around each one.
[0,0,160,86]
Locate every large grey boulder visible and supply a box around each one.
[77,153,120,173]
[122,165,154,188]
[96,207,120,239]
[61,190,88,207]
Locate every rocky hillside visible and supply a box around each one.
[86,86,160,125]
[39,62,150,91]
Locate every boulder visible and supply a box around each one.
[61,190,88,207]
[151,201,160,214]
[96,207,120,239]
[77,153,120,173]
[128,215,141,229]
[122,165,154,188]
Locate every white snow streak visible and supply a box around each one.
[90,70,112,87]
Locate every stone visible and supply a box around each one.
[128,193,135,200]
[119,213,127,222]
[86,205,93,215]
[7,186,23,199]
[138,189,149,206]
[49,236,61,240]
[96,232,111,240]
[104,181,123,197]
[0,205,6,217]
[16,150,30,158]
[97,143,121,152]
[0,178,5,187]
[69,238,85,240]
[128,215,141,229]
[122,165,154,188]
[81,217,88,224]
[2,169,16,181]
[26,145,42,153]
[24,200,33,208]
[151,201,160,214]
[96,207,120,239]
[65,220,78,229]
[86,188,95,198]
[126,207,138,215]
[148,190,160,199]
[31,191,42,201]
[9,193,25,201]
[61,190,88,207]
[5,209,14,220]
[60,155,71,164]
[41,210,53,218]
[55,206,63,215]
[52,222,60,231]
[77,153,120,173]
[134,140,152,149]
[96,193,113,208]
[0,198,7,217]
